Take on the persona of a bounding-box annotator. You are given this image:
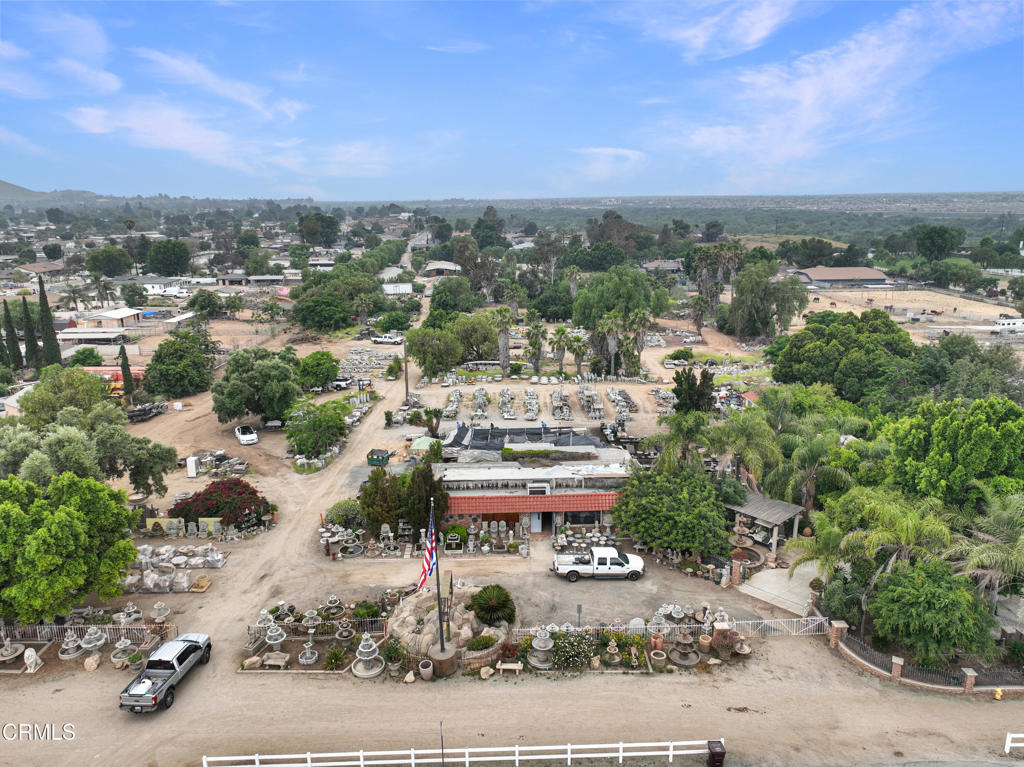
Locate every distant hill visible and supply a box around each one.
[0,179,99,204]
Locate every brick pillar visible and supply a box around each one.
[828,620,848,649]
[731,559,743,585]
[891,656,904,681]
[963,668,977,693]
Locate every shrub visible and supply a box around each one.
[381,637,404,662]
[323,649,347,671]
[469,584,516,626]
[498,640,519,660]
[809,577,825,593]
[170,477,270,527]
[466,635,497,651]
[1006,640,1024,665]
[327,499,366,530]
[353,601,380,620]
[667,348,694,361]
[127,652,143,663]
[509,362,524,375]
[821,579,863,628]
[445,525,468,544]
[552,631,596,671]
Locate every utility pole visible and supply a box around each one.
[404,336,410,405]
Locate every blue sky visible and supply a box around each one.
[0,1,1022,200]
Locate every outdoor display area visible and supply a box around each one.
[315,520,531,560]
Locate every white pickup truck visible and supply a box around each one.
[551,546,645,583]
[118,633,211,713]
[372,333,403,345]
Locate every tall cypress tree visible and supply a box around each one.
[0,323,9,369]
[118,343,135,403]
[37,276,62,367]
[2,300,23,369]
[21,296,41,370]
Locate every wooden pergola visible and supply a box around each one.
[724,494,804,557]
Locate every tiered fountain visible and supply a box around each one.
[57,630,85,660]
[527,629,554,670]
[298,628,318,666]
[323,595,344,619]
[666,629,700,668]
[150,602,171,623]
[255,609,275,633]
[265,624,286,652]
[335,619,356,642]
[0,634,25,665]
[110,637,138,666]
[78,626,107,653]
[602,637,622,667]
[351,633,385,678]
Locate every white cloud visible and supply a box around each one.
[0,126,49,156]
[273,98,308,121]
[64,102,250,172]
[425,42,489,54]
[666,1,1021,184]
[274,61,311,84]
[34,11,111,63]
[574,147,646,181]
[0,41,28,60]
[0,68,48,99]
[269,141,389,178]
[134,48,283,117]
[616,0,800,61]
[51,58,121,94]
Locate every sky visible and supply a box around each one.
[0,1,1022,200]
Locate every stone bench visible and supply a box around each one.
[496,660,523,676]
[261,651,290,669]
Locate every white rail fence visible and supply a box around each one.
[1005,733,1024,754]
[1,623,174,644]
[202,739,725,767]
[728,617,828,638]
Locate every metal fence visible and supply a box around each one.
[901,661,964,688]
[728,617,828,638]
[975,665,1024,687]
[1,623,175,644]
[839,633,892,674]
[246,618,387,643]
[202,739,725,767]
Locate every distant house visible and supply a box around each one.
[793,266,887,287]
[308,258,335,271]
[13,261,65,281]
[382,282,414,297]
[641,259,684,274]
[422,260,462,277]
[377,266,404,282]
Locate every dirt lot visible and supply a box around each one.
[3,304,1019,767]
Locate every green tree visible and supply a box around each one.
[405,327,463,377]
[526,321,547,374]
[431,276,483,313]
[0,473,139,622]
[784,512,851,582]
[719,260,808,338]
[567,334,589,376]
[42,243,63,261]
[211,346,301,422]
[643,410,708,472]
[764,432,853,516]
[285,399,350,455]
[611,466,730,557]
[360,466,404,534]
[288,242,311,268]
[490,307,515,374]
[946,490,1024,599]
[353,294,374,326]
[85,245,133,277]
[237,230,259,248]
[868,560,994,665]
[401,463,449,533]
[147,239,191,275]
[118,344,135,403]
[19,365,108,429]
[450,313,498,361]
[36,277,61,367]
[120,282,147,307]
[376,311,411,334]
[671,367,715,414]
[298,350,339,390]
[67,347,104,367]
[144,330,214,398]
[572,265,668,329]
[2,300,23,370]
[912,225,966,261]
[549,326,570,374]
[702,220,724,243]
[701,409,780,488]
[20,296,40,370]
[187,289,224,318]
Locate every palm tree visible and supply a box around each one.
[550,325,570,374]
[947,492,1024,600]
[644,410,708,472]
[627,308,653,359]
[567,334,588,376]
[89,274,114,307]
[123,218,138,274]
[526,321,547,375]
[353,295,373,326]
[701,409,780,490]
[507,284,526,319]
[565,265,582,298]
[491,307,515,375]
[689,295,710,338]
[711,241,745,300]
[59,285,88,311]
[764,432,853,516]
[785,512,850,582]
[595,314,620,376]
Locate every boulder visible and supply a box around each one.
[83,654,100,672]
[242,655,262,670]
[707,658,722,666]
[479,666,494,680]
[457,626,473,646]
[403,671,416,684]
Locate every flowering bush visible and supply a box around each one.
[552,631,596,671]
[170,477,270,527]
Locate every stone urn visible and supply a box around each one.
[649,649,667,669]
[698,635,712,654]
[650,632,664,651]
[418,659,434,681]
[388,660,403,678]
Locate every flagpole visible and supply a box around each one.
[432,498,446,652]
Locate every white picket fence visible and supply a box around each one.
[202,739,725,767]
[1005,733,1024,754]
[727,617,828,638]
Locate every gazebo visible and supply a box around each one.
[724,494,804,557]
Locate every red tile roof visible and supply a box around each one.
[448,492,621,516]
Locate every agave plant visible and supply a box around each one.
[469,584,516,626]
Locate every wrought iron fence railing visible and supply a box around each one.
[975,665,1024,687]
[839,633,892,674]
[245,618,387,643]
[900,661,964,687]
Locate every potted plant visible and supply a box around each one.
[809,577,825,596]
[381,638,405,677]
[127,652,144,672]
[418,658,434,681]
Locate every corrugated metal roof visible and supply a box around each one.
[448,492,620,516]
[725,494,803,527]
[795,266,887,281]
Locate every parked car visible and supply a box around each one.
[371,333,403,345]
[118,633,212,713]
[234,424,258,445]
[551,546,645,583]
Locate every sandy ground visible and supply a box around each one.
[3,298,1021,767]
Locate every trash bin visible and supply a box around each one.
[707,740,726,767]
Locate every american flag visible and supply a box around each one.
[417,508,437,590]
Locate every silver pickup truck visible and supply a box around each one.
[119,632,212,713]
[551,546,645,583]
